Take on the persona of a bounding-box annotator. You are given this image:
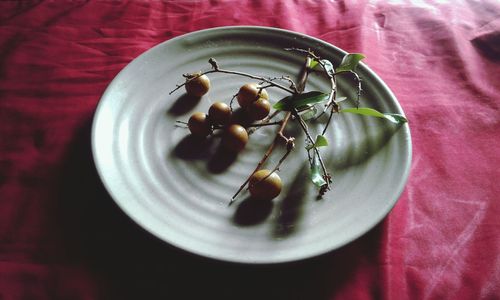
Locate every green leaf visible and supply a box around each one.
[336,53,365,72]
[310,154,327,187]
[306,135,329,150]
[340,107,408,124]
[315,135,328,147]
[320,59,334,76]
[309,59,334,78]
[273,91,329,111]
[335,96,348,103]
[299,105,318,121]
[309,59,319,69]
[385,113,409,123]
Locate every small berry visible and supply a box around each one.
[185,73,210,97]
[222,124,248,152]
[246,98,271,120]
[208,102,232,125]
[237,83,268,108]
[188,112,212,137]
[248,169,282,200]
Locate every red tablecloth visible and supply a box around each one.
[1,1,499,299]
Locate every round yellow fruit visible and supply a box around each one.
[236,83,269,108]
[248,169,282,200]
[188,112,212,137]
[208,102,232,125]
[222,124,249,152]
[185,73,210,97]
[246,98,271,121]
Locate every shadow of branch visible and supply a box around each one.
[330,119,404,171]
[273,163,309,238]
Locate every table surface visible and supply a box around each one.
[1,1,499,299]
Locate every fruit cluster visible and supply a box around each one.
[186,78,270,152]
[184,75,282,200]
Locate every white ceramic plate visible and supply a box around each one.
[92,26,411,264]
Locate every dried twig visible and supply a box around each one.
[173,51,340,203]
[230,111,292,204]
[169,58,295,95]
[247,110,281,135]
[293,108,330,190]
[266,76,298,93]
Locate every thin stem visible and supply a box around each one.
[210,120,283,131]
[247,110,281,135]
[248,137,295,191]
[322,71,337,112]
[296,56,311,93]
[229,93,238,111]
[306,148,313,165]
[321,73,338,136]
[169,63,296,96]
[247,121,283,128]
[230,54,311,204]
[267,138,295,175]
[320,71,362,136]
[293,108,330,189]
[290,49,339,139]
[175,120,188,128]
[350,70,362,108]
[215,70,295,94]
[321,103,336,136]
[230,111,292,205]
[291,55,330,183]
[266,76,298,93]
[284,47,313,56]
[331,70,361,107]
[287,48,339,118]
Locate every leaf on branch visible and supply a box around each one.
[336,53,365,72]
[384,113,408,123]
[273,91,329,111]
[310,154,327,187]
[320,59,335,77]
[309,59,319,69]
[340,107,408,124]
[335,96,348,103]
[299,105,318,121]
[306,135,328,150]
[309,59,334,76]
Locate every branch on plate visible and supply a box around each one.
[169,58,297,96]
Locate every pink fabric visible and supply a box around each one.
[1,1,499,299]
